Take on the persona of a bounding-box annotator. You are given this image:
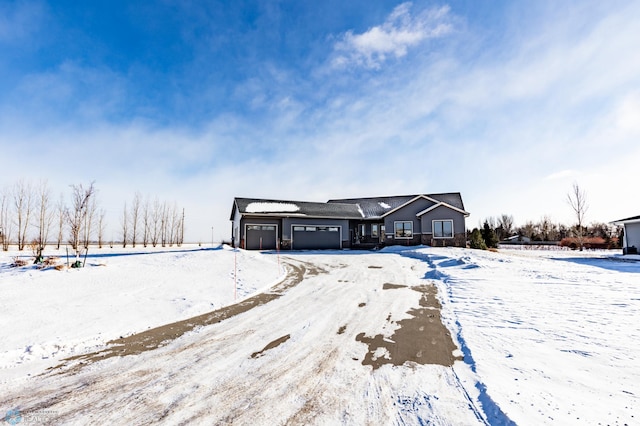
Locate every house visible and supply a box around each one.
[501,235,532,244]
[611,215,640,254]
[230,193,470,250]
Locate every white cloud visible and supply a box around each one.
[331,3,453,69]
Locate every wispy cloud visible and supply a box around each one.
[2,1,640,239]
[331,3,453,69]
[0,1,46,43]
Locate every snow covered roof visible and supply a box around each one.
[246,202,300,214]
[611,215,640,225]
[328,193,469,218]
[233,193,469,220]
[233,197,363,219]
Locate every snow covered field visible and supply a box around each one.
[1,245,638,425]
[0,245,284,382]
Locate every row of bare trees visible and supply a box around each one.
[0,179,184,252]
[121,192,185,248]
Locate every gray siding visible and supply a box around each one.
[383,198,437,236]
[419,205,466,236]
[624,223,640,249]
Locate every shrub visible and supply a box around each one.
[469,228,487,250]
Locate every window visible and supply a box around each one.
[433,220,453,238]
[357,224,366,237]
[293,226,305,231]
[247,225,275,231]
[372,224,379,238]
[394,221,413,238]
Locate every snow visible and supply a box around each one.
[245,202,300,213]
[1,245,638,425]
[0,245,284,381]
[379,202,391,209]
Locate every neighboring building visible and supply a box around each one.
[501,235,532,244]
[230,193,470,250]
[611,215,640,254]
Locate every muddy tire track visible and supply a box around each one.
[49,257,322,375]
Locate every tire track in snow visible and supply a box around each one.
[47,258,317,375]
[2,252,489,425]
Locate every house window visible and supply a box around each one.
[394,221,413,239]
[433,220,453,238]
[372,224,379,238]
[357,224,366,237]
[247,225,275,231]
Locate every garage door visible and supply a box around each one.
[292,226,341,250]
[246,225,277,250]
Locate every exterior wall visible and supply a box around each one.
[382,198,436,246]
[624,222,640,250]
[232,206,242,247]
[419,205,467,247]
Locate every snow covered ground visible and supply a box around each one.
[0,245,284,382]
[1,245,638,425]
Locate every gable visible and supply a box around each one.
[327,193,468,219]
[415,201,470,217]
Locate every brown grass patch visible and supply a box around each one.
[11,258,29,267]
[43,257,60,266]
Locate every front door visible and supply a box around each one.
[372,223,384,244]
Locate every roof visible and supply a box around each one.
[611,215,640,225]
[327,193,469,218]
[232,197,363,220]
[232,193,469,220]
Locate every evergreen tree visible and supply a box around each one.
[481,220,499,248]
[469,228,487,250]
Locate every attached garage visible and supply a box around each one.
[292,225,341,250]
[245,225,277,250]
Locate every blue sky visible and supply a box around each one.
[1,0,639,242]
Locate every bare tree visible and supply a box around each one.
[121,202,128,248]
[179,208,185,246]
[97,208,106,248]
[82,195,98,249]
[1,188,12,251]
[13,179,34,250]
[142,197,150,247]
[67,182,96,255]
[539,215,556,241]
[567,183,588,251]
[55,193,65,249]
[497,214,514,237]
[35,180,54,251]
[130,191,141,248]
[519,221,536,240]
[151,197,161,247]
[160,201,168,247]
